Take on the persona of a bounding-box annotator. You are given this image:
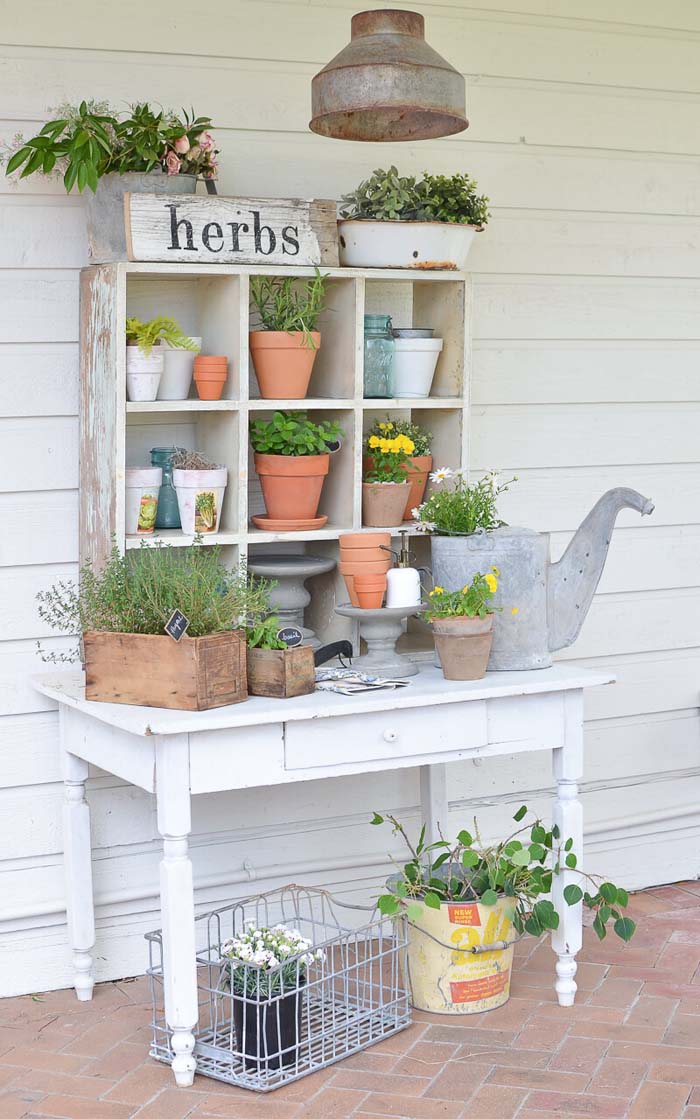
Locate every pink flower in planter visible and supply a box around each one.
[199,131,215,152]
[165,150,182,175]
[173,135,190,154]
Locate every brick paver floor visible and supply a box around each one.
[2,883,700,1118]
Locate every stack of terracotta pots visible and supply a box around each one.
[194,355,228,400]
[339,532,391,607]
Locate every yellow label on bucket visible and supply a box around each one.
[450,971,509,1003]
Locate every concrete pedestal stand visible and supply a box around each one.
[248,554,336,649]
[335,604,422,678]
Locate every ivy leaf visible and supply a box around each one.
[480,889,499,906]
[563,884,583,905]
[614,917,636,942]
[377,894,400,916]
[457,829,473,846]
[462,849,480,868]
[616,888,629,907]
[600,882,618,904]
[370,812,384,825]
[593,913,607,941]
[424,891,442,910]
[406,902,423,922]
[510,848,531,867]
[513,805,528,822]
[531,825,546,844]
[565,853,578,869]
[564,837,574,852]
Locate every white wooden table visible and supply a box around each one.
[35,664,613,1088]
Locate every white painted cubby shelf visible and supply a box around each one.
[80,261,470,650]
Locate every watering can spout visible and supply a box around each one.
[548,488,654,653]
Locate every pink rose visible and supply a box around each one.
[165,150,182,175]
[173,135,190,154]
[198,131,214,152]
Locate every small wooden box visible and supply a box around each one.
[247,645,316,699]
[83,630,248,710]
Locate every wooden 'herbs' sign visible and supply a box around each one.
[124,193,339,266]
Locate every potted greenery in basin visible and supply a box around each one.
[171,450,228,535]
[363,429,415,527]
[249,269,328,399]
[246,613,316,698]
[219,923,322,1071]
[371,806,636,1016]
[339,166,489,269]
[125,316,199,402]
[250,411,343,531]
[36,540,272,710]
[4,100,219,259]
[365,418,432,520]
[425,570,503,680]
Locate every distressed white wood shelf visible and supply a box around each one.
[80,261,470,648]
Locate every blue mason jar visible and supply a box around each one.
[363,314,395,398]
[151,447,182,530]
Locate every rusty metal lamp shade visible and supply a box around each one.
[310,9,468,142]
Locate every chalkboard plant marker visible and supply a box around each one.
[245,615,315,698]
[249,271,328,399]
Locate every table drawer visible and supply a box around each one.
[284,700,487,770]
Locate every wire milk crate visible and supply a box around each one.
[146,884,410,1091]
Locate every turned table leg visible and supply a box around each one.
[551,689,584,1007]
[62,744,96,1002]
[155,735,198,1087]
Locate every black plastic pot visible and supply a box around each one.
[232,983,304,1071]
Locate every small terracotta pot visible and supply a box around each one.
[362,481,410,527]
[254,452,330,520]
[250,331,320,399]
[194,356,228,401]
[362,455,433,521]
[340,531,391,549]
[339,558,391,575]
[431,614,494,681]
[355,572,386,609]
[340,545,391,563]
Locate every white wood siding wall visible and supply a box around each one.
[1,0,698,995]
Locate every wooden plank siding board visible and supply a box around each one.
[1,0,700,995]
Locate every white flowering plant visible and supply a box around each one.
[413,469,517,535]
[219,923,323,998]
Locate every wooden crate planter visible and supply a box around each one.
[247,645,316,698]
[84,631,247,710]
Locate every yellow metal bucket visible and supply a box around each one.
[407,897,517,1014]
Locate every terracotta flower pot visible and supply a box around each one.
[194,356,228,401]
[340,531,391,550]
[355,572,387,609]
[250,331,320,399]
[340,545,391,563]
[339,558,391,575]
[362,482,410,527]
[254,452,330,520]
[362,455,432,521]
[431,614,494,681]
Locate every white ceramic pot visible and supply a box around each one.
[173,467,228,535]
[125,467,162,535]
[337,220,478,270]
[393,337,443,398]
[126,348,164,402]
[158,337,201,401]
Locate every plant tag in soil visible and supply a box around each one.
[277,626,303,648]
[165,609,190,641]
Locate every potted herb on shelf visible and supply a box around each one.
[4,100,220,260]
[171,450,228,535]
[424,571,502,680]
[35,541,272,710]
[371,806,636,1016]
[362,430,415,527]
[246,614,316,699]
[219,923,323,1071]
[250,410,343,531]
[365,419,433,520]
[339,166,489,270]
[125,316,199,402]
[249,269,328,400]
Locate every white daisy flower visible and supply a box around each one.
[429,466,454,484]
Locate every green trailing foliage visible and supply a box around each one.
[249,268,328,349]
[36,540,274,662]
[250,411,343,457]
[370,807,636,943]
[340,166,489,227]
[414,470,516,535]
[5,101,218,193]
[126,316,199,357]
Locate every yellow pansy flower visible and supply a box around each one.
[511,606,519,615]
[433,585,444,595]
[462,585,470,594]
[484,573,498,593]
[368,435,381,449]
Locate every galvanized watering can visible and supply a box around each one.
[430,488,654,670]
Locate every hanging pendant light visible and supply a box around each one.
[310,9,468,142]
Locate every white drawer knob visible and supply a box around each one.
[383,728,398,743]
